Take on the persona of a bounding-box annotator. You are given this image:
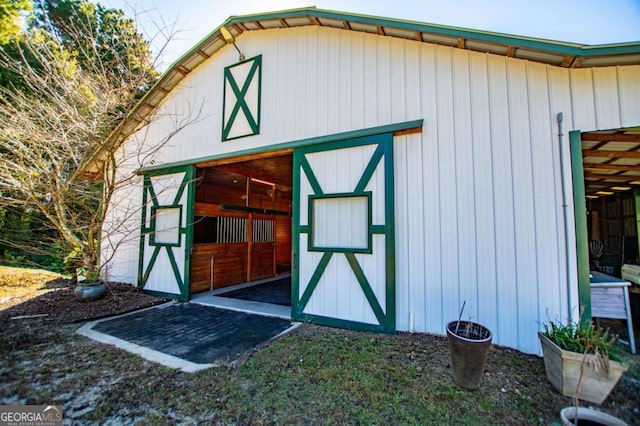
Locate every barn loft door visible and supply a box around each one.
[292,134,395,332]
[138,166,195,301]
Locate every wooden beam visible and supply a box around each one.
[584,173,640,181]
[393,126,423,137]
[309,16,321,26]
[506,46,516,57]
[279,18,290,28]
[175,65,190,76]
[582,149,640,159]
[377,26,385,36]
[343,21,352,30]
[196,50,211,59]
[196,148,293,169]
[584,163,640,172]
[231,23,244,34]
[415,31,422,41]
[570,56,585,68]
[457,38,466,49]
[582,133,640,143]
[560,55,575,67]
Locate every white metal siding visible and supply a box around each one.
[104,25,640,354]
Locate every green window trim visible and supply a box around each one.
[149,205,183,247]
[222,55,262,141]
[308,192,373,254]
[137,165,195,302]
[569,130,591,325]
[292,132,396,333]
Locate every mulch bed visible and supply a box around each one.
[0,281,167,324]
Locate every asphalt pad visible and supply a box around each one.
[87,303,294,368]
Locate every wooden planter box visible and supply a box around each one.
[538,333,628,404]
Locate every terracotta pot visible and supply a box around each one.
[446,320,492,389]
[560,407,628,426]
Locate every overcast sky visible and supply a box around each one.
[97,0,640,70]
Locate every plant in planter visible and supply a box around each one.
[446,302,493,389]
[538,319,628,405]
[74,268,107,302]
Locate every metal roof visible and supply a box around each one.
[83,7,640,177]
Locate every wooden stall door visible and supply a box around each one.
[250,216,276,281]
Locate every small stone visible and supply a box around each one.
[501,388,506,393]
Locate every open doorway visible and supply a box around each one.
[190,151,293,307]
[581,128,640,277]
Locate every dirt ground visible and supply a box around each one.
[1,281,639,425]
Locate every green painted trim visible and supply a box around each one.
[137,176,150,287]
[291,145,303,313]
[298,154,324,196]
[294,251,333,317]
[141,245,162,284]
[149,205,183,247]
[382,133,396,332]
[308,192,373,254]
[224,8,640,57]
[165,245,185,295]
[182,165,195,301]
[295,312,388,333]
[137,165,195,301]
[138,120,424,174]
[345,252,388,328]
[355,144,385,193]
[371,225,386,234]
[291,132,396,332]
[222,55,262,141]
[569,130,591,325]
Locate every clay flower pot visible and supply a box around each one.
[446,320,492,389]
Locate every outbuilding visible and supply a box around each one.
[89,7,640,355]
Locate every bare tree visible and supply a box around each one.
[0,1,201,278]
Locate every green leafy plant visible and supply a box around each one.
[542,319,622,362]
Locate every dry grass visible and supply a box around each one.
[0,265,69,300]
[1,266,639,424]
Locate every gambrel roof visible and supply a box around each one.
[83,7,640,177]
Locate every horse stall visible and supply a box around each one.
[190,154,292,294]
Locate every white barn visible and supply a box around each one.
[88,8,640,355]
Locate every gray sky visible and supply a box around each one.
[98,0,640,69]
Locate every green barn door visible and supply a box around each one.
[292,134,395,332]
[138,166,195,301]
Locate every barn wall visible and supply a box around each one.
[103,25,640,354]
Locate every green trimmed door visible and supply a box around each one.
[138,166,195,301]
[292,133,395,332]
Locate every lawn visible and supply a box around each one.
[1,266,639,425]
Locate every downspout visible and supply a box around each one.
[557,112,573,321]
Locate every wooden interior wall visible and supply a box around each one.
[276,215,291,272]
[192,243,248,292]
[192,180,291,292]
